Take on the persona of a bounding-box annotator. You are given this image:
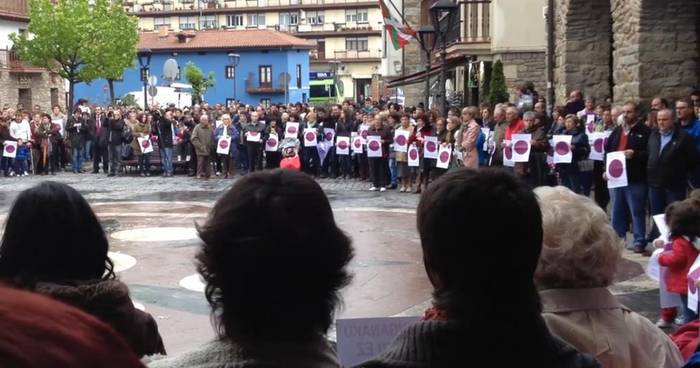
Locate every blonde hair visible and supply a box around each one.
[533,186,623,289]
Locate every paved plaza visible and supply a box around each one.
[0,173,665,354]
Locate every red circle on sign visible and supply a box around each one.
[338,141,348,149]
[609,159,624,178]
[361,130,368,139]
[426,141,436,152]
[219,140,229,149]
[395,135,407,146]
[555,141,570,155]
[594,139,604,152]
[305,132,315,142]
[5,145,15,153]
[439,151,449,162]
[325,132,333,141]
[514,140,528,154]
[141,140,150,148]
[587,123,595,133]
[505,146,513,159]
[250,132,258,137]
[409,149,418,160]
[267,138,277,147]
[354,140,361,148]
[288,127,297,134]
[368,141,380,151]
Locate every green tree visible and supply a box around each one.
[120,93,137,107]
[10,0,138,109]
[184,62,215,104]
[488,60,509,106]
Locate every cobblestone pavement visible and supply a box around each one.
[0,171,670,354]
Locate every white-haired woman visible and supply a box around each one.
[533,186,683,368]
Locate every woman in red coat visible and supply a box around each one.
[658,199,700,324]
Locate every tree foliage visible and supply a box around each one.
[488,60,509,106]
[184,62,215,104]
[10,0,138,109]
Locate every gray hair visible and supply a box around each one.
[523,111,536,120]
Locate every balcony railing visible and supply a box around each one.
[135,0,376,11]
[0,0,28,17]
[245,75,288,94]
[459,0,490,43]
[0,49,24,70]
[311,49,381,61]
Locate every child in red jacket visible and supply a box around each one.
[658,199,700,324]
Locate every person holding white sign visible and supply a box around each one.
[336,110,356,179]
[299,112,321,177]
[395,114,413,192]
[265,120,283,169]
[555,115,590,195]
[604,101,651,253]
[65,109,89,174]
[366,114,391,192]
[457,107,481,169]
[241,111,267,173]
[407,114,434,194]
[534,186,684,368]
[131,113,152,177]
[360,169,599,367]
[191,115,215,179]
[150,170,353,368]
[213,114,239,178]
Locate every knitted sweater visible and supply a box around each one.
[148,338,340,368]
[353,320,600,368]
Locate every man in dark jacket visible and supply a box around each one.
[604,101,650,253]
[156,110,176,177]
[89,106,109,174]
[107,111,124,177]
[647,108,698,239]
[65,109,89,173]
[241,111,267,172]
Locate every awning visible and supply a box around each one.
[386,56,468,88]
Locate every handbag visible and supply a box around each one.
[120,143,133,160]
[121,125,133,144]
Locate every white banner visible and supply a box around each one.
[408,144,420,167]
[585,114,596,134]
[217,136,232,155]
[246,131,261,142]
[481,128,491,152]
[137,136,153,154]
[423,136,439,159]
[393,130,409,153]
[511,133,532,163]
[265,134,279,152]
[323,128,335,143]
[552,135,572,164]
[606,151,628,189]
[366,135,382,158]
[588,132,605,161]
[436,144,452,169]
[303,129,317,147]
[285,122,299,138]
[352,135,363,154]
[359,125,370,140]
[3,141,17,158]
[336,136,350,155]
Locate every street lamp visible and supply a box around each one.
[137,48,152,110]
[228,52,240,103]
[417,25,436,109]
[430,0,458,116]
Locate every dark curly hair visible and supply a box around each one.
[666,199,700,240]
[196,169,353,343]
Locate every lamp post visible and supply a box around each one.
[417,25,436,110]
[137,48,152,110]
[228,52,240,104]
[430,0,458,117]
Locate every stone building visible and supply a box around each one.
[0,0,65,111]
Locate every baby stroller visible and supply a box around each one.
[279,137,301,171]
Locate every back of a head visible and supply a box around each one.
[417,168,543,320]
[0,182,112,286]
[197,170,353,343]
[0,285,143,368]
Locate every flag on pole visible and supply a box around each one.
[379,0,416,50]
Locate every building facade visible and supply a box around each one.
[0,0,65,111]
[124,0,402,103]
[74,29,312,106]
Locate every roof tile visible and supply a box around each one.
[138,29,315,51]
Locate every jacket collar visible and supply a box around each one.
[540,287,627,313]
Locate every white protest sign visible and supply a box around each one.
[215,120,223,129]
[585,114,596,133]
[265,134,279,152]
[606,151,628,189]
[53,118,64,135]
[481,128,491,152]
[588,132,605,161]
[688,255,700,313]
[285,122,299,138]
[246,131,261,143]
[217,136,231,155]
[323,128,335,143]
[336,136,350,155]
[352,135,363,154]
[408,144,420,167]
[303,129,317,147]
[511,134,532,163]
[423,136,439,159]
[3,141,17,158]
[503,140,514,167]
[336,317,419,367]
[393,130,409,153]
[137,136,153,154]
[647,248,663,282]
[366,135,382,158]
[74,122,82,132]
[359,125,370,140]
[436,144,452,169]
[648,249,683,308]
[653,214,670,243]
[552,135,572,163]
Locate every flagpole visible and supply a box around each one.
[381,0,426,50]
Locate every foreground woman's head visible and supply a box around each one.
[0,182,113,287]
[197,169,353,343]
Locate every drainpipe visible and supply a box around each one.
[546,0,555,117]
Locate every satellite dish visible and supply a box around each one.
[163,58,179,82]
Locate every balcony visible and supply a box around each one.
[0,48,44,73]
[311,49,381,63]
[245,73,289,94]
[136,0,376,14]
[0,0,28,20]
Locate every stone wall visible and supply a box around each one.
[495,51,547,102]
[0,70,65,110]
[401,0,424,107]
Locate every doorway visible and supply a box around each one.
[18,88,31,109]
[354,78,371,103]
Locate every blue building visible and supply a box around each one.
[75,29,313,107]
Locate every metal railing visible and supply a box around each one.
[132,0,377,11]
[310,49,380,60]
[460,0,490,43]
[0,49,24,69]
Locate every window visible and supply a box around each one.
[247,13,266,27]
[279,12,299,26]
[296,64,302,88]
[260,98,271,108]
[346,37,368,51]
[200,15,217,29]
[226,14,244,27]
[259,65,272,86]
[225,65,235,79]
[345,9,368,23]
[154,17,170,27]
[179,16,196,29]
[306,10,324,25]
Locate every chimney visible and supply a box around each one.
[158,26,169,39]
